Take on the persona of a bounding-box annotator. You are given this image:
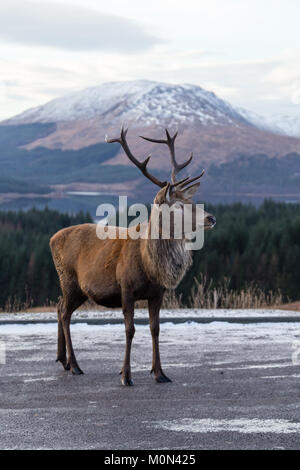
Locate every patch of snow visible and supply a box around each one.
[1,321,299,364]
[212,363,292,370]
[238,107,300,138]
[23,377,58,383]
[264,114,300,138]
[261,374,300,379]
[152,418,300,434]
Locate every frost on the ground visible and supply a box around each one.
[152,418,300,434]
[0,321,299,373]
[1,319,300,446]
[0,308,299,323]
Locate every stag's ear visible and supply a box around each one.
[181,182,200,199]
[155,183,171,204]
[164,183,172,202]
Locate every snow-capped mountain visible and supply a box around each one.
[6,80,250,128]
[2,80,300,169]
[260,114,300,138]
[237,108,277,133]
[237,108,300,138]
[1,80,300,207]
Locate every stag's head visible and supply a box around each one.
[106,128,216,237]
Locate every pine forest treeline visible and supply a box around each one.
[0,201,299,310]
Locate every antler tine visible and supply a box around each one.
[140,129,193,184]
[106,127,167,188]
[170,176,190,189]
[177,169,205,190]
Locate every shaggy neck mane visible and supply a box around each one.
[141,212,192,289]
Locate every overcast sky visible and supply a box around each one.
[0,0,300,120]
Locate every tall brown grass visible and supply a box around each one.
[162,275,285,309]
[1,275,285,312]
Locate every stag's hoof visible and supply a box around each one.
[56,358,70,370]
[71,365,84,375]
[155,374,172,383]
[151,369,172,383]
[121,377,134,386]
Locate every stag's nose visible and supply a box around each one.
[207,215,216,227]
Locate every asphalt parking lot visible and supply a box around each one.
[0,311,300,450]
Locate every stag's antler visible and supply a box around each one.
[106,127,167,188]
[106,127,205,190]
[140,129,205,190]
[140,129,193,184]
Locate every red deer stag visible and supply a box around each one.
[50,128,216,385]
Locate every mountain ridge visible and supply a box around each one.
[2,80,300,174]
[3,80,250,127]
[4,80,300,140]
[0,80,300,212]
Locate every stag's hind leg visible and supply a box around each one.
[148,293,172,383]
[57,283,87,375]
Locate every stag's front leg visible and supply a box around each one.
[121,292,135,386]
[56,297,68,370]
[148,294,172,383]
